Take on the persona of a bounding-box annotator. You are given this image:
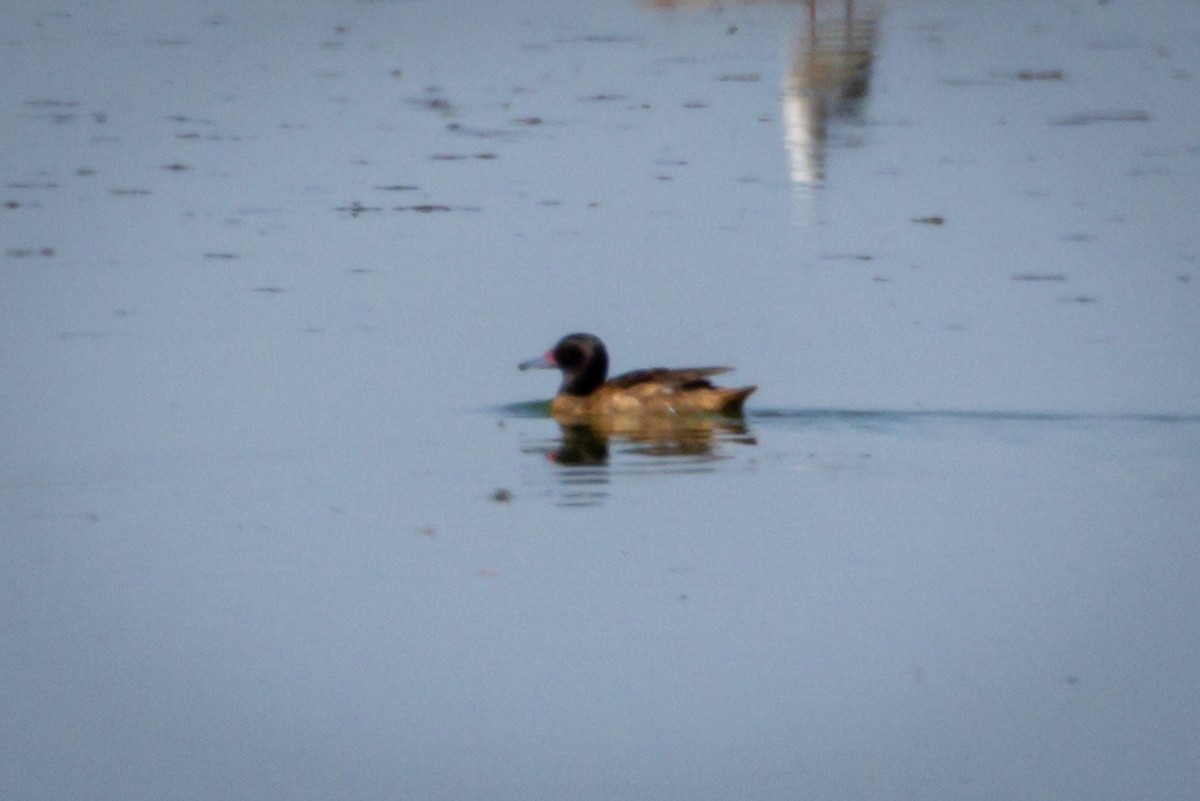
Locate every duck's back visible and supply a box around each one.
[553,366,756,417]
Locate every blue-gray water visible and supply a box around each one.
[3,1,1198,799]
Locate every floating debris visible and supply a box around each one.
[162,163,189,171]
[164,114,216,126]
[252,286,286,293]
[430,152,497,161]
[1018,69,1064,81]
[373,184,419,191]
[820,253,875,262]
[406,95,454,115]
[490,488,513,503]
[7,247,55,258]
[1052,110,1150,125]
[1012,273,1067,282]
[446,122,518,139]
[716,72,761,82]
[572,33,640,44]
[24,98,79,108]
[335,201,383,216]
[396,204,451,213]
[939,76,1006,88]
[512,116,543,125]
[913,215,945,225]
[394,204,481,213]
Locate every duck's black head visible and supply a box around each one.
[519,332,609,396]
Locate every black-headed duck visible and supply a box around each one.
[519,333,756,420]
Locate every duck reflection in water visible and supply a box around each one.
[519,333,757,465]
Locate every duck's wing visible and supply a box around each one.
[606,366,733,390]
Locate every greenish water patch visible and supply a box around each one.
[494,399,554,417]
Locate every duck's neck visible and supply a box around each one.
[561,351,607,396]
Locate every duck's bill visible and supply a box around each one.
[518,351,557,371]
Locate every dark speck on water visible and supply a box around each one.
[913,215,945,225]
[407,95,454,115]
[24,98,80,108]
[1052,110,1150,125]
[335,201,382,216]
[430,152,497,160]
[1018,69,1065,81]
[1012,273,1068,282]
[163,114,215,126]
[397,204,452,213]
[7,247,56,258]
[820,253,876,262]
[572,33,640,44]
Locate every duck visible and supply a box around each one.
[519,333,756,420]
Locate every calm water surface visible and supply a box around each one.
[3,1,1198,799]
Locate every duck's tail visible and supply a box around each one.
[719,386,757,415]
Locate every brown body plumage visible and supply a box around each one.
[519,333,756,421]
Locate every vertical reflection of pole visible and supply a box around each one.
[782,0,878,213]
